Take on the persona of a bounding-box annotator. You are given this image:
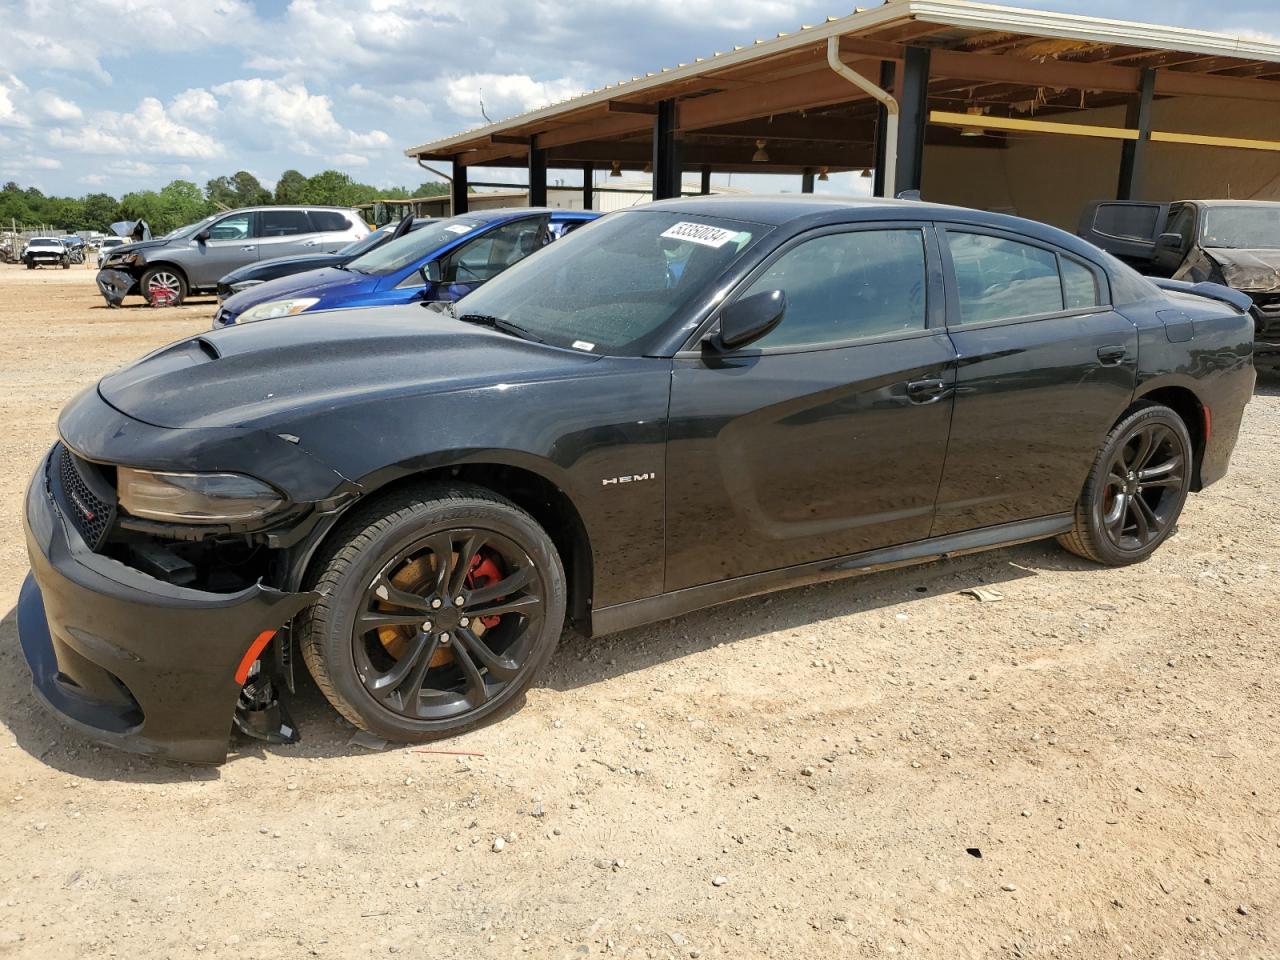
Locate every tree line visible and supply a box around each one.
[0,170,450,235]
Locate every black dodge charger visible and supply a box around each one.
[19,197,1255,763]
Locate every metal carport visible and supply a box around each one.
[405,0,1280,229]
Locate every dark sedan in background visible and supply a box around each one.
[1081,198,1280,358]
[215,216,439,301]
[19,196,1254,763]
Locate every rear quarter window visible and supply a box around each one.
[309,210,353,232]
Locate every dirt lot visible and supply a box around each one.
[0,265,1277,960]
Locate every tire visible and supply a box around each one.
[299,483,567,743]
[61,259,69,269]
[1058,403,1193,566]
[25,261,33,270]
[140,265,187,306]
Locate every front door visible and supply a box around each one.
[664,223,956,592]
[188,211,258,287]
[931,225,1138,535]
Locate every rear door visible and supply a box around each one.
[931,225,1137,535]
[1078,201,1170,269]
[258,208,320,261]
[664,222,957,591]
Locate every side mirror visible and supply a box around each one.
[706,289,786,352]
[195,228,211,243]
[421,260,443,285]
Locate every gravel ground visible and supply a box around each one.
[0,265,1277,960]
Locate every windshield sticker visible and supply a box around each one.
[572,340,596,352]
[444,224,473,235]
[660,222,740,249]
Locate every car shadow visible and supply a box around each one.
[1255,366,1280,397]
[0,537,1085,781]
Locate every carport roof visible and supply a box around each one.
[405,0,1280,172]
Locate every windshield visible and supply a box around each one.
[1201,206,1280,249]
[163,215,219,242]
[29,239,62,247]
[453,210,770,355]
[348,216,484,276]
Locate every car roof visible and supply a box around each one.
[459,206,598,224]
[1185,199,1280,209]
[640,194,1100,260]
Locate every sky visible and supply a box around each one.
[0,0,1274,198]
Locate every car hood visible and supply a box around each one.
[1204,247,1280,293]
[106,238,172,257]
[98,305,601,430]
[220,266,371,312]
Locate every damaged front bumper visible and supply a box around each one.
[18,447,316,764]
[95,268,138,307]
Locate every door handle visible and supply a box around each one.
[241,245,256,251]
[1097,345,1127,365]
[906,378,950,404]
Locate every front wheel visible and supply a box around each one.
[299,484,566,743]
[1058,404,1192,566]
[140,266,187,306]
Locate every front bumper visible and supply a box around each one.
[18,447,315,764]
[96,268,138,306]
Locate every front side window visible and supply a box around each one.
[260,209,312,237]
[208,214,253,241]
[441,217,547,283]
[740,229,927,349]
[452,210,769,355]
[947,232,1063,325]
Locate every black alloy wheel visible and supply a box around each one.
[299,485,566,742]
[1059,404,1192,566]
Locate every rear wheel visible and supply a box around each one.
[299,484,566,742]
[1058,404,1192,566]
[140,266,187,306]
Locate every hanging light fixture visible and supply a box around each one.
[818,167,830,182]
[960,105,987,138]
[610,160,622,178]
[860,168,872,179]
[642,161,652,174]
[752,139,770,163]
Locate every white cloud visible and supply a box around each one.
[212,78,390,157]
[33,90,82,122]
[169,88,220,127]
[0,74,30,128]
[49,97,223,159]
[445,73,587,124]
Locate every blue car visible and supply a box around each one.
[213,207,598,328]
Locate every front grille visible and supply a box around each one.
[57,446,116,551]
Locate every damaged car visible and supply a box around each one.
[96,206,369,307]
[1080,199,1280,359]
[20,197,1256,764]
[23,237,71,269]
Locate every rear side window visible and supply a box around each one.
[260,209,313,237]
[744,229,928,348]
[946,232,1063,324]
[1093,203,1162,241]
[309,210,352,232]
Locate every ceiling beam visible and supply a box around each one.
[676,60,881,131]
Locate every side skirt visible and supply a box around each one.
[588,514,1073,638]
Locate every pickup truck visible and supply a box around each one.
[1080,199,1280,359]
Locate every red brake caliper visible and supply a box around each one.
[466,554,505,629]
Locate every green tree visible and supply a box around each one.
[299,169,362,206]
[206,170,271,208]
[81,193,121,232]
[274,169,307,204]
[159,180,211,230]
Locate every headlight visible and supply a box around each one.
[117,468,285,523]
[237,297,320,324]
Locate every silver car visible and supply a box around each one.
[95,205,369,306]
